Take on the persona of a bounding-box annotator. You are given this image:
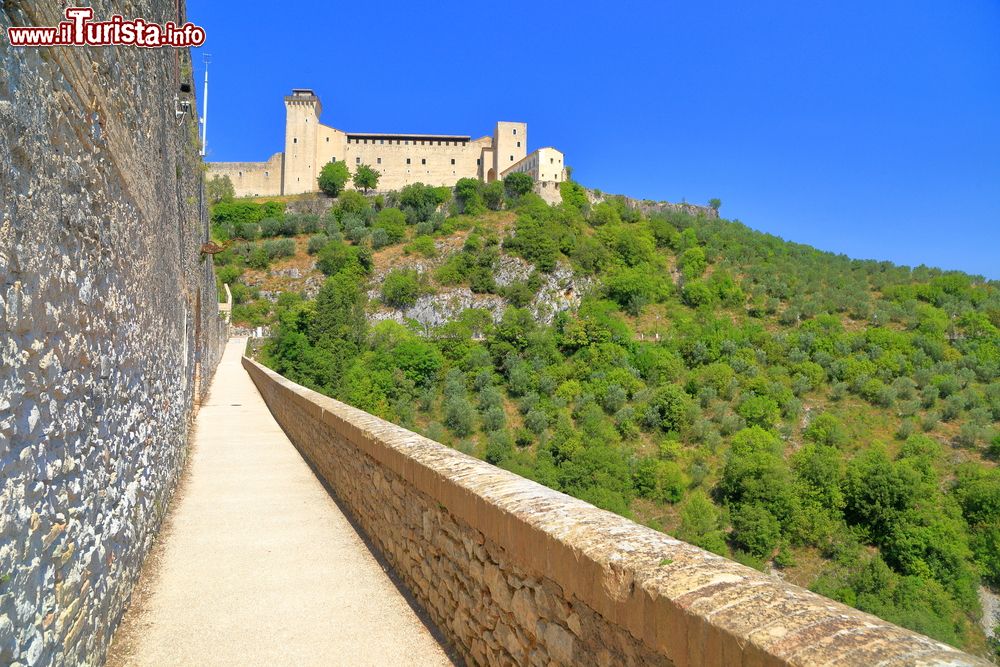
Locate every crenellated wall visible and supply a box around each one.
[0,1,226,663]
[243,357,988,667]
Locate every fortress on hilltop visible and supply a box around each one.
[207,89,568,197]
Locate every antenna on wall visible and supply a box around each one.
[200,54,211,157]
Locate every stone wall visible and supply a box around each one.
[206,152,284,199]
[0,1,226,664]
[243,358,987,667]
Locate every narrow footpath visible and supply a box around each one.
[108,338,452,666]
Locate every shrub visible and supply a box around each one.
[634,458,687,504]
[731,504,781,559]
[370,228,390,249]
[247,246,269,270]
[263,238,295,260]
[404,235,436,258]
[682,280,713,307]
[647,384,692,433]
[299,214,321,234]
[454,178,485,215]
[485,430,514,464]
[678,247,707,279]
[216,264,243,285]
[443,395,475,437]
[560,181,588,211]
[804,412,848,448]
[737,395,781,429]
[381,269,423,309]
[315,239,371,277]
[503,172,534,200]
[525,408,549,434]
[335,191,371,220]
[233,221,260,240]
[307,234,329,255]
[483,181,505,210]
[207,174,235,204]
[259,217,283,237]
[372,207,407,244]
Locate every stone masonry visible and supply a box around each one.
[244,358,989,667]
[0,1,226,664]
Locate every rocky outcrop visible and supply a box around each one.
[369,256,591,328]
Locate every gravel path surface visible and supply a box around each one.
[108,338,453,666]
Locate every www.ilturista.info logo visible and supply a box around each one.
[6,7,205,47]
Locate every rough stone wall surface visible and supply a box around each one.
[205,152,284,199]
[244,358,989,667]
[0,2,226,664]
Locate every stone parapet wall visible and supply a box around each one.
[244,358,987,667]
[0,1,226,663]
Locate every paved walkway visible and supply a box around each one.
[109,338,452,666]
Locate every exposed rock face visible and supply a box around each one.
[369,258,591,328]
[0,2,225,663]
[587,188,719,219]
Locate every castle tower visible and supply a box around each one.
[492,121,527,180]
[282,89,322,195]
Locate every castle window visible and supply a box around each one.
[477,159,481,165]
[238,171,242,177]
[406,158,411,164]
[421,158,426,165]
[550,158,554,164]
[517,142,521,147]
[380,139,384,144]
[326,137,329,142]
[377,157,382,164]
[293,138,297,144]
[356,157,361,164]
[265,171,268,177]
[510,155,514,162]
[451,158,455,165]
[513,128,517,135]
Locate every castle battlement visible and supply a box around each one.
[207,90,567,197]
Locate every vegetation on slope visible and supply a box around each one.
[208,175,1000,657]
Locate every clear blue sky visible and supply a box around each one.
[190,0,1000,279]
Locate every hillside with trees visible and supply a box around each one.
[206,173,1000,658]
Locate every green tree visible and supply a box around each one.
[352,164,380,194]
[372,207,407,244]
[737,395,781,429]
[454,178,485,215]
[207,174,235,204]
[731,504,781,558]
[381,269,423,309]
[559,181,588,211]
[676,491,727,554]
[311,272,368,349]
[483,181,505,210]
[318,160,351,197]
[503,172,534,199]
[708,198,721,212]
[647,384,692,433]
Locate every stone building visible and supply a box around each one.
[207,89,567,197]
